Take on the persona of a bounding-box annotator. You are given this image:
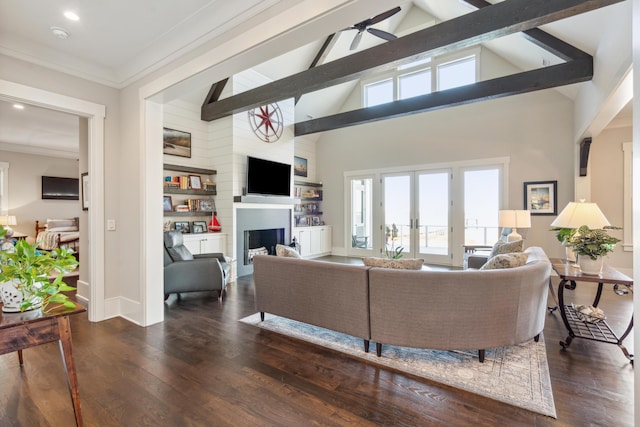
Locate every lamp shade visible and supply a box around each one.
[0,215,17,226]
[550,201,610,229]
[498,210,531,228]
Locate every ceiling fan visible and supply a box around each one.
[345,6,401,51]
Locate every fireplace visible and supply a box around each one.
[236,208,291,277]
[244,228,285,265]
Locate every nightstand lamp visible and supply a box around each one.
[498,210,531,242]
[0,215,17,237]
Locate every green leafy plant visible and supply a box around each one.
[0,236,79,313]
[567,225,620,261]
[550,227,576,244]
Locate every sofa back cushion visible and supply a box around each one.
[362,257,424,270]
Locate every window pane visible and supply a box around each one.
[351,178,373,250]
[399,69,432,100]
[383,175,411,256]
[464,169,499,245]
[418,172,448,255]
[364,79,393,107]
[438,56,476,91]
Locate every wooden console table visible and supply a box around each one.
[0,304,86,426]
[549,259,634,363]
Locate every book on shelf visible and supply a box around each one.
[175,205,190,212]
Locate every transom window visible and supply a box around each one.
[363,51,478,108]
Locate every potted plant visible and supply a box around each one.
[0,227,79,313]
[566,225,620,275]
[385,223,404,259]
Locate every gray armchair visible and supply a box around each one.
[163,231,230,301]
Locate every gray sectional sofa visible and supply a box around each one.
[252,247,551,361]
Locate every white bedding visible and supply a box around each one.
[37,230,80,250]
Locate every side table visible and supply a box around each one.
[0,304,86,425]
[549,259,634,363]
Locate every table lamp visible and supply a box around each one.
[0,215,17,237]
[550,200,610,229]
[498,210,531,242]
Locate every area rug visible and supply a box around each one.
[240,313,556,418]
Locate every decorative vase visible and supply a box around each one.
[0,279,43,313]
[578,255,603,276]
[564,245,576,262]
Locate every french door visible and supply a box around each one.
[382,169,451,264]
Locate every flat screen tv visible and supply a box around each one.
[42,176,79,200]
[246,156,291,197]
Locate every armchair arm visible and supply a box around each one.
[467,255,489,269]
[194,252,226,263]
[164,257,224,294]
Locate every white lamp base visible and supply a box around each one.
[507,228,522,242]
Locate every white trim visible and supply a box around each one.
[623,141,633,251]
[0,161,8,215]
[0,79,106,322]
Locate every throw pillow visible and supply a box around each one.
[275,244,301,258]
[480,252,529,270]
[489,239,524,258]
[362,257,424,270]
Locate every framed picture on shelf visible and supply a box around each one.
[192,221,207,234]
[163,128,191,158]
[189,174,202,190]
[312,216,321,226]
[523,180,557,215]
[199,199,214,211]
[294,156,308,177]
[163,195,173,212]
[174,221,190,233]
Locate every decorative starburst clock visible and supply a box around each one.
[248,103,283,143]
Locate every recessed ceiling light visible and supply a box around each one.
[64,11,79,21]
[51,26,70,39]
[13,104,25,110]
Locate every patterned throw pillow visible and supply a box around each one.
[275,244,301,258]
[361,257,425,270]
[480,252,529,270]
[489,239,524,258]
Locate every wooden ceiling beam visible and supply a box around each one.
[202,78,229,106]
[202,0,622,122]
[294,58,593,135]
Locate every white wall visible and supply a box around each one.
[317,89,576,263]
[0,150,80,236]
[591,125,633,271]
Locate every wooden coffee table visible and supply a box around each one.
[0,304,86,425]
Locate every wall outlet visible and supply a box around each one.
[107,219,116,231]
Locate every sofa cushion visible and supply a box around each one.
[362,257,424,270]
[480,252,529,270]
[276,244,301,258]
[489,239,524,258]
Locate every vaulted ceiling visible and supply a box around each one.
[0,0,631,156]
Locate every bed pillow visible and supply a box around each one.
[480,252,529,270]
[362,257,424,270]
[488,239,523,258]
[46,218,79,231]
[275,244,301,258]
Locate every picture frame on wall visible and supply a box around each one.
[294,156,308,177]
[163,127,191,158]
[523,180,557,216]
[174,221,190,233]
[81,172,89,211]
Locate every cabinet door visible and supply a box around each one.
[297,229,312,257]
[202,234,226,254]
[320,226,332,254]
[182,235,201,255]
[310,228,322,255]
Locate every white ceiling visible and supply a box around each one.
[0,0,632,157]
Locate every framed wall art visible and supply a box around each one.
[523,180,557,216]
[294,156,308,177]
[163,127,191,158]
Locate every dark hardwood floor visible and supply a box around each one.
[0,265,634,426]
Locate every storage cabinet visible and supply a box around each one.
[182,233,227,255]
[293,181,323,227]
[293,226,332,258]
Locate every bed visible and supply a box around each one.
[35,218,80,256]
